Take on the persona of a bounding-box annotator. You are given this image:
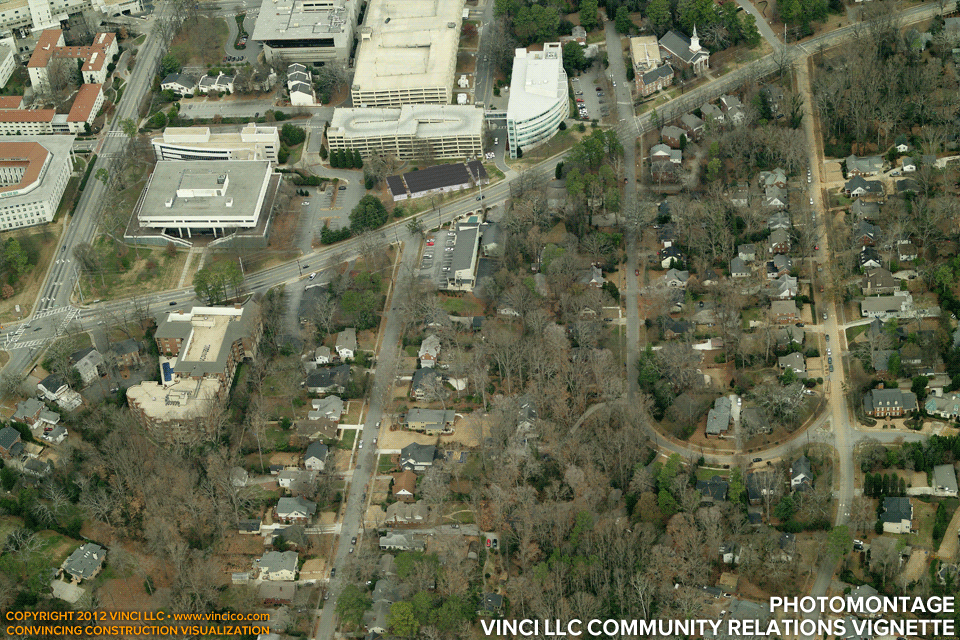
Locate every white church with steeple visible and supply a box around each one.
[658,26,710,76]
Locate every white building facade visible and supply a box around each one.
[506,43,567,159]
[151,124,281,163]
[0,136,74,231]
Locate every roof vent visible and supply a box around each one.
[226,198,234,207]
[217,174,226,184]
[447,22,455,28]
[165,198,173,207]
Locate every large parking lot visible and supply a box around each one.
[418,230,458,287]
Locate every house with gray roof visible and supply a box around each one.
[364,600,391,634]
[659,28,709,75]
[306,364,351,394]
[697,475,728,501]
[400,443,436,471]
[410,367,443,400]
[704,599,769,640]
[880,496,913,534]
[863,387,917,418]
[660,125,686,148]
[304,442,329,471]
[275,496,317,523]
[379,532,425,551]
[40,425,67,444]
[738,243,757,261]
[851,199,880,220]
[70,347,105,385]
[933,464,958,497]
[309,395,344,422]
[405,408,455,435]
[372,577,399,604]
[701,102,724,122]
[730,257,749,278]
[861,292,913,319]
[0,425,22,459]
[790,455,813,491]
[861,268,898,295]
[778,352,806,375]
[61,543,106,582]
[705,396,731,437]
[335,328,357,359]
[679,113,704,139]
[845,176,884,198]
[846,154,884,176]
[258,550,298,581]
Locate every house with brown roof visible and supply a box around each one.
[392,470,417,502]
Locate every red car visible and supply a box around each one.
[635,269,640,276]
[426,239,435,246]
[576,98,584,103]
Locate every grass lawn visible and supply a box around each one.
[134,34,146,45]
[170,16,229,67]
[906,499,939,549]
[742,308,761,330]
[697,467,729,481]
[340,429,356,447]
[55,176,80,220]
[442,504,475,524]
[378,454,394,474]
[440,295,483,316]
[81,237,188,302]
[284,143,304,166]
[72,157,87,173]
[846,324,869,342]
[0,515,23,541]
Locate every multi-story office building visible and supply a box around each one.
[326,105,482,161]
[28,29,117,89]
[350,0,464,107]
[0,0,140,36]
[151,123,281,163]
[505,43,566,159]
[0,135,74,231]
[251,0,361,65]
[134,160,277,239]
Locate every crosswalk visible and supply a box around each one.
[106,130,127,138]
[2,306,80,350]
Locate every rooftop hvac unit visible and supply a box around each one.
[217,174,226,184]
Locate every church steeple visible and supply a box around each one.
[690,25,701,52]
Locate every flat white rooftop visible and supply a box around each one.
[352,0,464,93]
[507,43,565,122]
[329,105,482,138]
[252,0,356,44]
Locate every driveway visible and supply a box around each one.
[735,0,781,48]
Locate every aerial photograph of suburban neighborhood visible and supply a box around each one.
[0,0,959,636]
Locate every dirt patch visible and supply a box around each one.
[301,557,327,581]
[904,547,932,580]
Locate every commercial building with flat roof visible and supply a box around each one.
[0,0,140,35]
[351,0,464,107]
[386,159,487,201]
[506,43,566,159]
[0,136,74,231]
[252,0,361,65]
[151,123,281,163]
[135,160,276,239]
[327,105,482,161]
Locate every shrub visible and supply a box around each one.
[278,146,290,164]
[280,123,306,146]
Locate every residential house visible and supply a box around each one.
[304,442,328,471]
[846,154,884,176]
[778,352,806,375]
[697,475,729,501]
[70,347,104,385]
[305,364,351,394]
[278,469,308,489]
[729,187,749,207]
[364,600,391,634]
[418,335,441,368]
[879,496,913,534]
[896,179,919,194]
[925,393,960,419]
[767,255,793,279]
[198,73,235,94]
[861,292,913,319]
[851,199,880,220]
[730,257,750,278]
[767,211,791,230]
[873,350,896,373]
[309,395,345,422]
[405,408,455,435]
[239,519,262,534]
[314,346,331,364]
[680,113,705,140]
[771,300,799,324]
[862,387,917,418]
[741,406,771,435]
[392,470,417,502]
[932,464,959,497]
[768,228,791,254]
[853,220,881,246]
[790,455,813,491]
[259,582,296,605]
[400,442,436,471]
[844,176,884,198]
[38,374,68,402]
[898,242,918,262]
[745,473,764,505]
[0,425,22,459]
[764,185,788,209]
[650,143,682,164]
[160,73,197,96]
[662,268,689,288]
[779,532,797,561]
[894,135,911,153]
[701,103,724,123]
[660,125,686,148]
[580,265,604,288]
[767,274,799,301]
[385,500,428,524]
[379,532,425,551]
[720,543,741,564]
[846,585,880,615]
[659,28,710,75]
[719,93,745,123]
[410,367,443,400]
[275,496,317,523]
[659,246,683,268]
[479,593,504,616]
[901,156,917,173]
[335,328,357,359]
[258,550,298,581]
[40,426,67,444]
[700,269,720,286]
[12,398,59,428]
[760,168,787,188]
[861,269,898,295]
[706,396,731,437]
[60,543,106,583]
[659,316,692,339]
[738,244,757,262]
[372,578,399,605]
[777,325,804,347]
[112,339,142,368]
[859,247,882,270]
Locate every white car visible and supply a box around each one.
[809,197,814,205]
[358,442,363,449]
